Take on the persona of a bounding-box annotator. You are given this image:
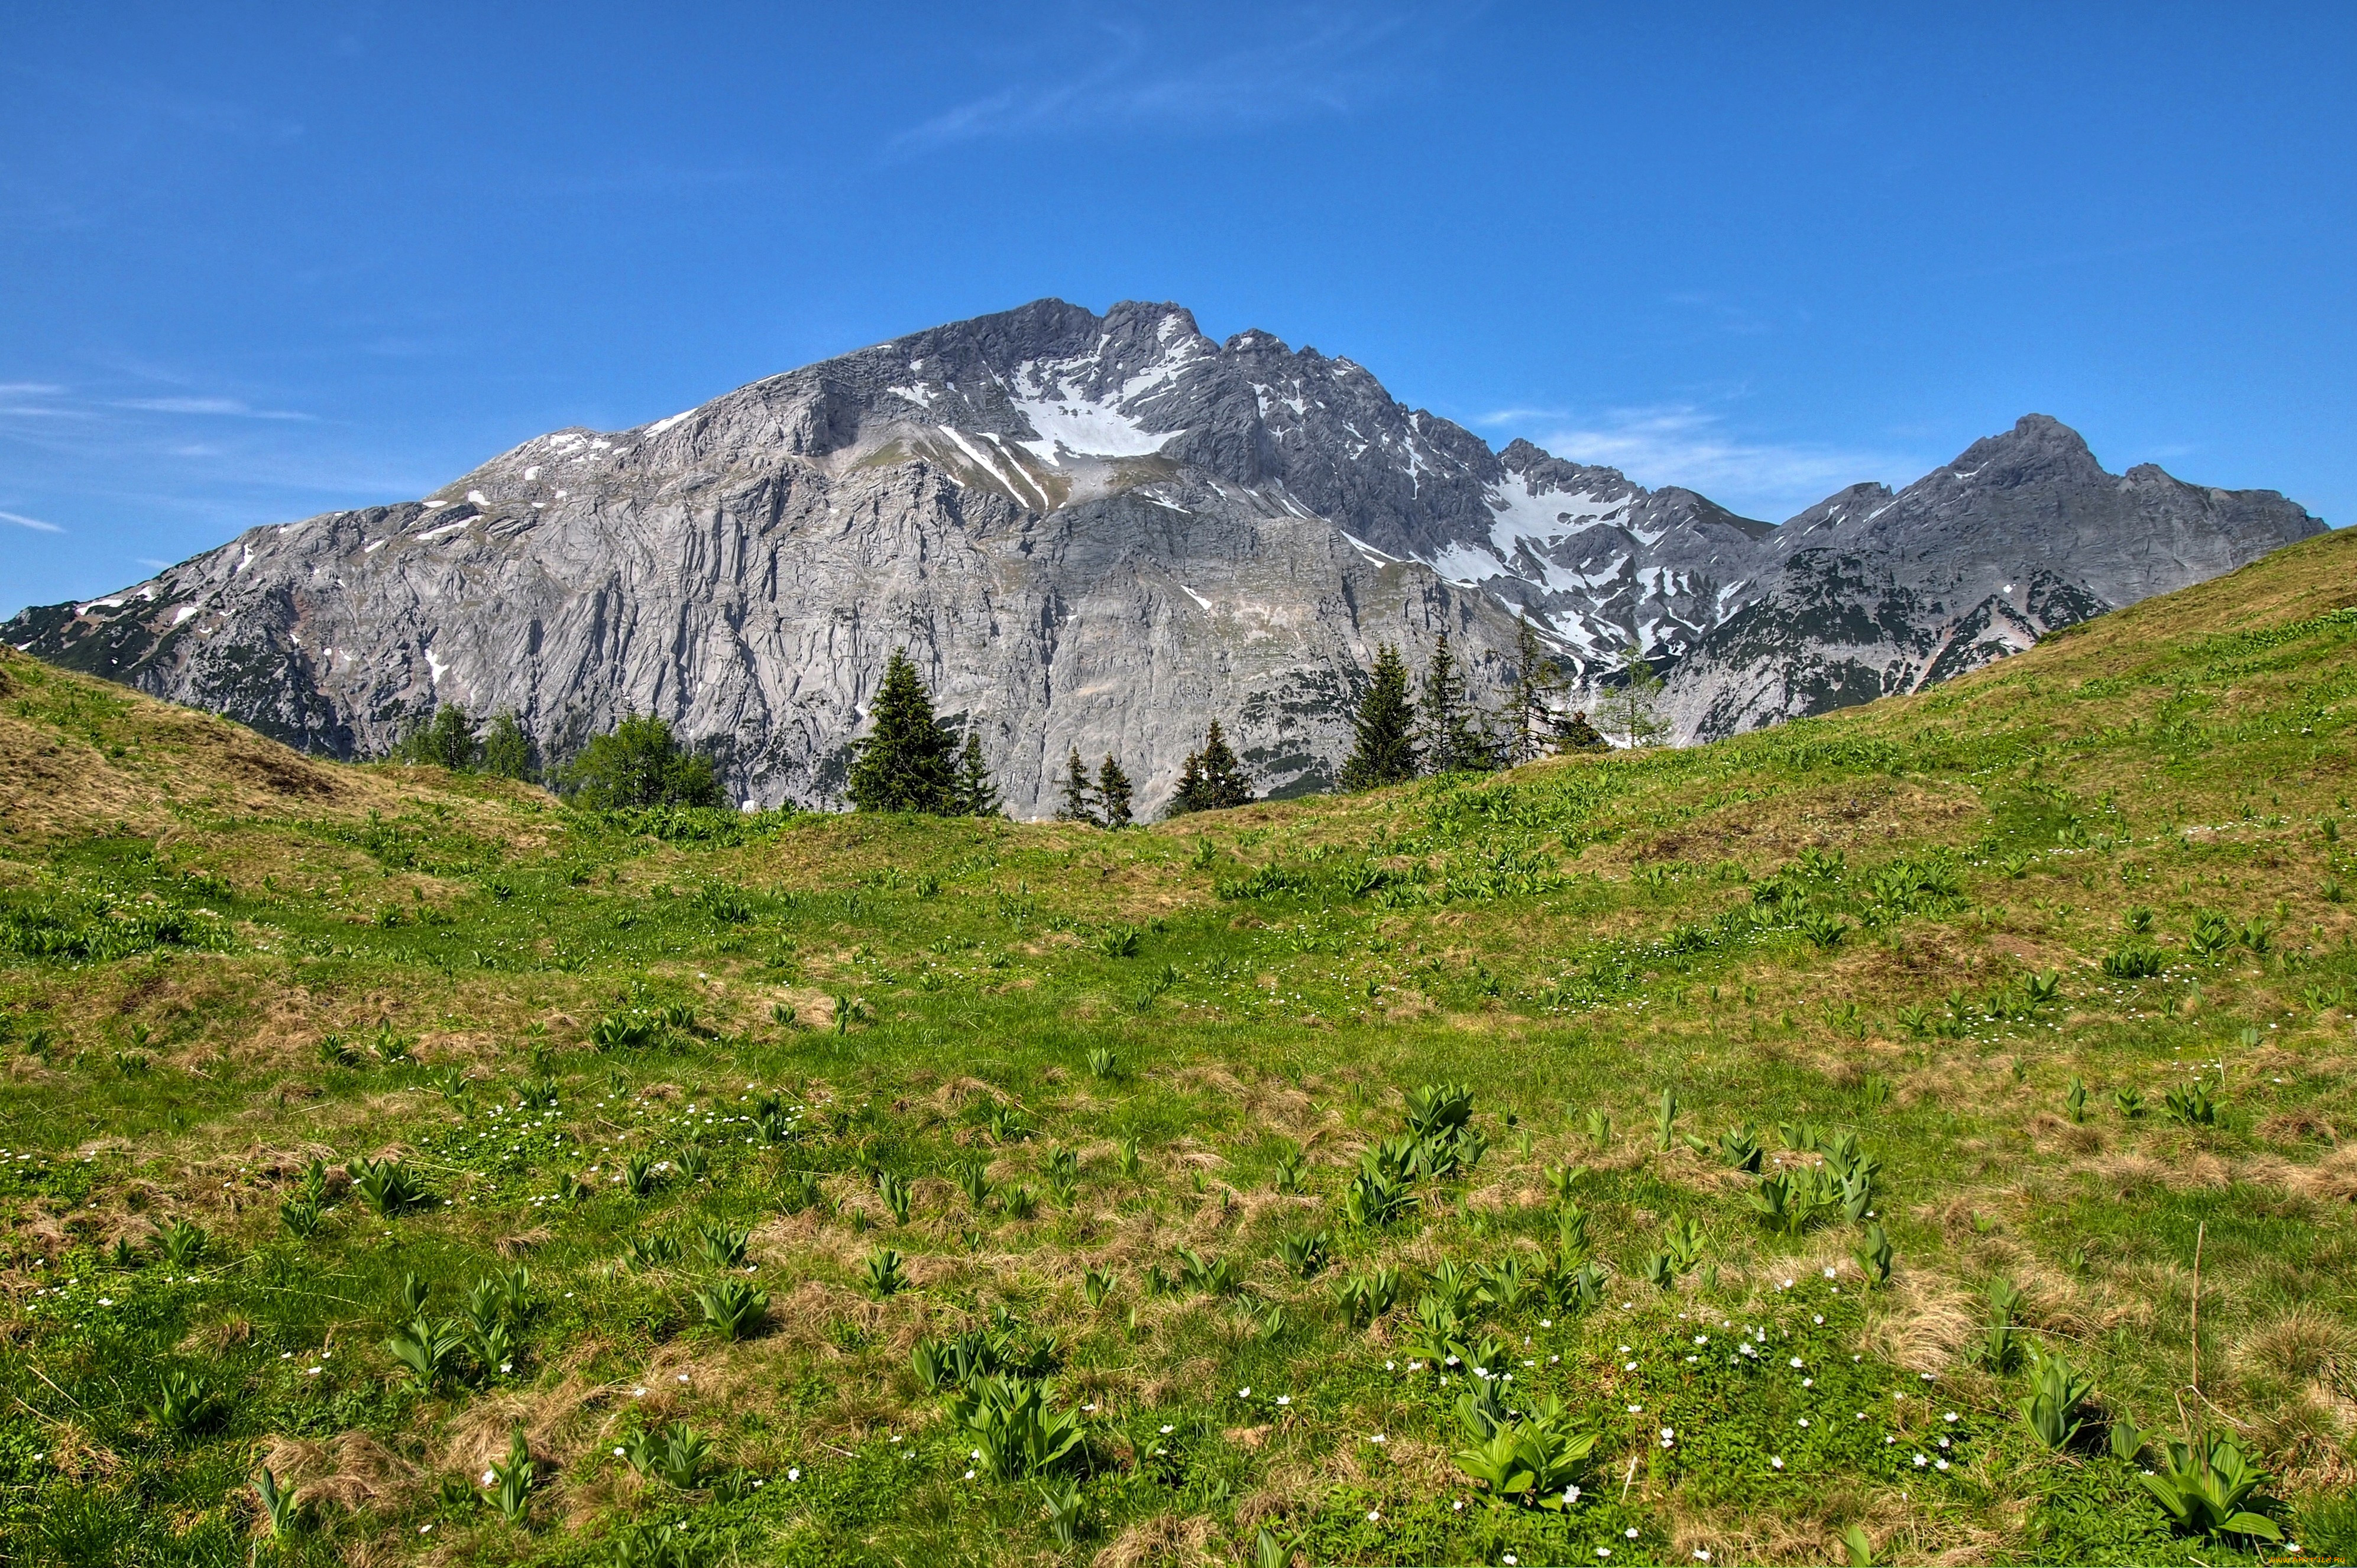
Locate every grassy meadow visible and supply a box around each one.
[1,526,2354,1566]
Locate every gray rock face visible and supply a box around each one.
[1656,414,2326,739]
[7,303,2325,805]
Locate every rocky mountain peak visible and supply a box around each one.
[3,302,2324,813]
[1943,412,2110,490]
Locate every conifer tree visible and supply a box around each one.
[1504,614,1567,765]
[1057,746,1097,824]
[1173,720,1254,812]
[1598,643,1672,749]
[397,703,478,770]
[481,711,534,780]
[1096,755,1134,828]
[1419,632,1495,775]
[1338,643,1418,791]
[1168,748,1206,817]
[845,649,957,813]
[1553,708,1610,753]
[952,730,1002,817]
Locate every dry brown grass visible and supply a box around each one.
[1865,1268,1979,1374]
[1089,1511,1219,1567]
[263,1428,420,1513]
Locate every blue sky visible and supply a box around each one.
[4,2,2351,615]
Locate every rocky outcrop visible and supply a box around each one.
[7,303,2325,806]
[1656,415,2326,738]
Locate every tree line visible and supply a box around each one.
[387,618,1666,816]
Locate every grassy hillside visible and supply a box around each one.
[2,526,2353,1566]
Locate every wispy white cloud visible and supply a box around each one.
[886,8,1431,155]
[0,382,66,396]
[0,509,64,533]
[114,396,313,420]
[1481,403,1927,523]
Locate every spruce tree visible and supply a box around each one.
[1097,755,1134,829]
[1190,720,1255,809]
[1338,643,1418,791]
[1168,749,1206,817]
[953,730,1002,817]
[1505,614,1567,765]
[1419,632,1495,775]
[1597,643,1671,749]
[481,711,533,780]
[845,649,957,813]
[1553,708,1610,753]
[1057,746,1096,824]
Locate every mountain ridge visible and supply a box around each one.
[4,298,2325,811]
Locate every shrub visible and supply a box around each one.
[625,1233,681,1270]
[1174,1248,1241,1295]
[694,1220,748,1268]
[2138,1432,2282,1541]
[1797,912,1849,948]
[695,1279,769,1340]
[1336,1266,1400,1329]
[386,1314,465,1389]
[1450,1389,1600,1509]
[485,1430,535,1524]
[158,1217,206,1266]
[147,1370,225,1436]
[1278,1228,1330,1279]
[252,1466,303,1538]
[1717,1123,1763,1172]
[348,1157,428,1216]
[564,713,724,809]
[878,1171,913,1225]
[947,1376,1084,1478]
[2164,1081,2220,1127]
[2022,1348,2094,1449]
[863,1247,908,1297]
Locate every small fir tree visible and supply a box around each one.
[1169,720,1254,815]
[1097,755,1134,829]
[565,712,725,808]
[845,650,958,813]
[1598,643,1672,749]
[1419,632,1494,775]
[1338,643,1418,791]
[398,703,478,770]
[1057,746,1096,824]
[952,730,1002,817]
[481,711,534,780]
[1168,749,1206,817]
[1504,614,1568,765]
[1553,708,1610,753]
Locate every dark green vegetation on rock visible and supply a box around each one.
[1,530,2353,1564]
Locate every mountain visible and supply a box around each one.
[4,300,2325,809]
[1658,414,2327,737]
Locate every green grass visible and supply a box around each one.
[0,529,2353,1564]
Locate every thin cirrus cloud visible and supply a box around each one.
[885,9,1426,155]
[114,396,314,420]
[1481,403,1924,523]
[1,510,65,533]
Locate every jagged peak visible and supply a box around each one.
[1941,413,2108,489]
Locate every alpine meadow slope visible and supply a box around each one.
[0,525,2353,1563]
[4,301,2322,812]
